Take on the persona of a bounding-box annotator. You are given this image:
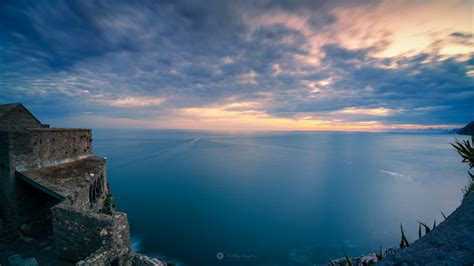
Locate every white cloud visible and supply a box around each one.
[94,96,163,107]
[333,107,397,116]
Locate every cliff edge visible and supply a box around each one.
[377,193,474,265]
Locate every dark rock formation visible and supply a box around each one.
[457,121,474,136]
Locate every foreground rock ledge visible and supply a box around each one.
[377,193,474,265]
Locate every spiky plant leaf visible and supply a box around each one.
[433,220,436,229]
[400,224,410,249]
[375,245,384,260]
[417,221,431,234]
[453,138,474,197]
[418,223,422,239]
[441,211,447,220]
[452,139,474,168]
[342,246,353,266]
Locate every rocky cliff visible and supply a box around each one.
[377,193,474,265]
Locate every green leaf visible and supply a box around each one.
[342,246,352,266]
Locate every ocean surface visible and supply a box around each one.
[92,130,469,266]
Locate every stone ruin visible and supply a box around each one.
[0,103,168,265]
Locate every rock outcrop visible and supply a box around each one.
[457,121,474,136]
[377,193,474,265]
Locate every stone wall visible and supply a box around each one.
[0,105,168,264]
[77,213,133,265]
[66,163,108,213]
[8,128,93,171]
[109,212,132,260]
[4,128,93,227]
[52,202,132,263]
[0,131,13,227]
[52,203,114,262]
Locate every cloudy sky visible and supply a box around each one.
[0,0,473,131]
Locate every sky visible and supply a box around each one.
[0,0,473,131]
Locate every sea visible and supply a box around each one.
[92,129,469,266]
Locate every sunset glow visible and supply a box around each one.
[1,0,472,131]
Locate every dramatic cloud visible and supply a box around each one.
[0,0,472,131]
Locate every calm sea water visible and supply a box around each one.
[93,130,468,266]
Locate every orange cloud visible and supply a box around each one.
[62,112,459,132]
[245,0,473,71]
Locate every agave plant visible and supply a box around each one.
[375,245,384,260]
[342,246,353,266]
[452,138,474,196]
[452,139,474,171]
[399,224,410,249]
[417,219,439,239]
[441,211,447,220]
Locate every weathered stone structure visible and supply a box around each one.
[0,103,167,265]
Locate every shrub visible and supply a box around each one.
[101,192,115,215]
[452,139,474,197]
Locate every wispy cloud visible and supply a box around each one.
[94,96,163,107]
[334,107,397,116]
[0,0,472,130]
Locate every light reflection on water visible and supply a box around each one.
[93,130,468,265]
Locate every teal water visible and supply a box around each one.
[93,130,468,265]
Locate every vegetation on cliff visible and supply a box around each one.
[452,138,474,197]
[329,125,474,265]
[101,192,116,215]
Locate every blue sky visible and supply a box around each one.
[0,0,473,131]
